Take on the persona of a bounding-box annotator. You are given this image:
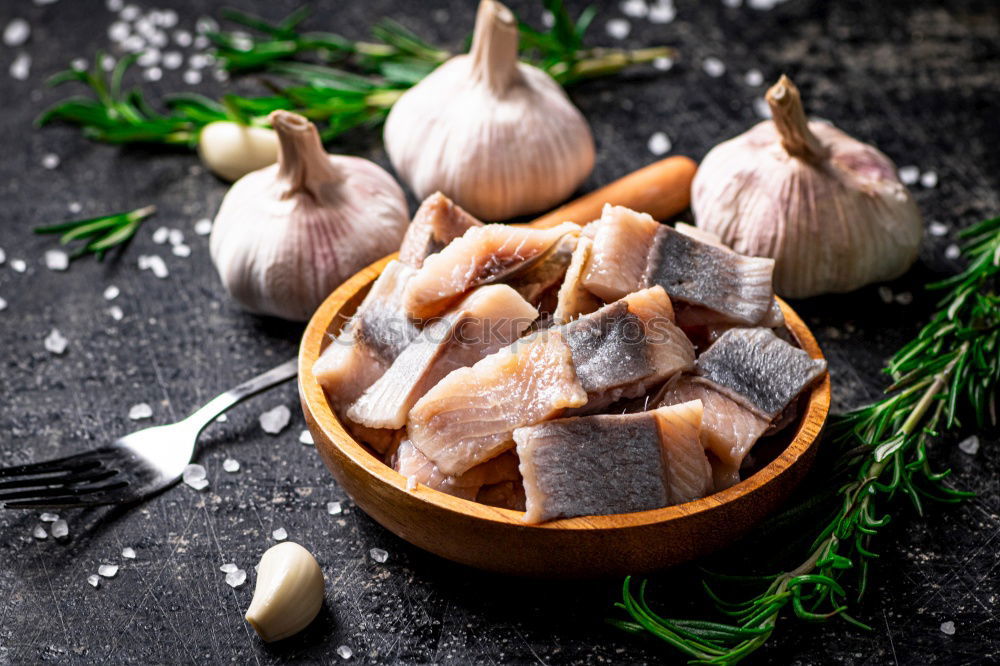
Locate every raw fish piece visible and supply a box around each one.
[581,205,660,301]
[398,192,482,267]
[656,375,770,489]
[408,330,587,476]
[313,260,419,405]
[505,234,577,305]
[553,236,602,324]
[696,327,827,419]
[515,401,711,524]
[642,225,776,325]
[561,287,693,410]
[348,285,538,429]
[393,439,520,501]
[674,222,727,248]
[403,222,581,319]
[477,480,526,511]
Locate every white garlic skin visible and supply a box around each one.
[197,121,279,182]
[692,78,923,299]
[245,542,325,643]
[210,111,409,321]
[383,0,595,222]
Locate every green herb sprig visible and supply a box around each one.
[34,205,157,261]
[613,216,1000,665]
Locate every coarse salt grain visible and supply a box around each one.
[4,19,31,47]
[753,97,772,118]
[194,218,212,235]
[259,405,291,435]
[0,297,7,312]
[920,171,938,188]
[122,35,145,52]
[898,165,919,185]
[108,20,129,42]
[702,57,726,78]
[87,574,101,588]
[940,621,956,635]
[106,0,123,10]
[928,221,948,236]
[101,55,116,71]
[336,645,353,660]
[541,10,555,27]
[12,258,27,273]
[605,18,630,40]
[40,512,58,522]
[168,229,184,245]
[272,527,288,541]
[122,547,136,559]
[369,548,388,563]
[299,429,314,445]
[33,525,47,539]
[196,17,219,33]
[68,201,82,214]
[98,564,119,578]
[894,291,913,305]
[147,255,168,278]
[120,4,139,21]
[744,69,764,86]
[620,0,648,18]
[944,244,961,260]
[648,1,676,23]
[44,250,69,271]
[104,285,120,300]
[877,286,893,304]
[406,476,418,491]
[723,0,742,6]
[51,519,68,538]
[225,569,247,588]
[172,30,192,47]
[327,501,342,516]
[45,329,68,354]
[152,226,169,244]
[171,244,191,258]
[143,67,162,82]
[108,305,124,321]
[42,153,60,170]
[182,464,208,490]
[958,435,979,456]
[213,68,229,83]
[652,57,673,71]
[183,70,202,85]
[138,49,160,67]
[647,131,672,156]
[0,247,5,264]
[222,458,240,473]
[216,414,228,422]
[432,8,449,23]
[220,562,238,573]
[10,53,31,80]
[128,403,152,420]
[162,51,183,69]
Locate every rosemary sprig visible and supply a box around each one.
[34,205,157,261]
[613,216,1000,664]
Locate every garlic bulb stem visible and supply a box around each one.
[766,75,829,163]
[271,110,342,197]
[469,0,519,92]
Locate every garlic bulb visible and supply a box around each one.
[198,121,279,182]
[692,75,923,298]
[245,542,324,642]
[383,0,595,221]
[210,110,409,321]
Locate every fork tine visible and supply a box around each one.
[0,470,122,502]
[0,453,104,477]
[3,480,133,509]
[0,468,116,491]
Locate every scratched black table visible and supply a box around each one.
[1,0,997,663]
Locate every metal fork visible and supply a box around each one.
[0,359,298,509]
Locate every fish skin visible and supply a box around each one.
[347,285,538,430]
[696,327,827,419]
[398,192,483,268]
[403,222,581,320]
[553,236,602,324]
[642,225,776,325]
[393,439,520,501]
[651,400,713,504]
[407,330,587,477]
[581,204,661,302]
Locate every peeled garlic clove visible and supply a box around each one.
[210,110,409,321]
[692,75,923,299]
[245,542,324,642]
[383,0,595,221]
[197,121,280,182]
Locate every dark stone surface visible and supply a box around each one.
[0,0,997,663]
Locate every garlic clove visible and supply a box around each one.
[245,542,325,643]
[197,121,279,182]
[383,0,595,221]
[691,75,923,298]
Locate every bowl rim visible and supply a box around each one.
[299,253,831,531]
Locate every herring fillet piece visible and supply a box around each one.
[392,439,520,501]
[403,222,581,320]
[553,236,601,324]
[347,285,538,429]
[407,330,587,477]
[505,234,578,306]
[696,327,827,419]
[642,225,775,325]
[651,400,713,504]
[398,192,483,267]
[581,205,661,302]
[476,480,526,510]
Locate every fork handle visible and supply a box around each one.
[185,358,298,433]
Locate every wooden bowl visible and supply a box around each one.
[298,255,830,578]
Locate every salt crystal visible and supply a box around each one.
[11,258,27,273]
[702,57,726,78]
[120,4,139,21]
[172,30,192,47]
[652,57,673,71]
[369,547,388,563]
[299,429,314,445]
[87,574,101,588]
[928,221,948,237]
[9,53,30,80]
[193,35,209,50]
[44,329,68,355]
[160,10,178,28]
[0,247,5,264]
[648,1,676,23]
[406,476,418,491]
[41,153,60,170]
[44,250,69,272]
[152,226,169,244]
[272,527,288,541]
[327,501,342,516]
[213,68,229,83]
[183,70,202,85]
[188,54,210,70]
[182,464,208,490]
[225,569,247,588]
[0,297,6,312]
[259,405,291,435]
[106,0,123,11]
[944,244,961,260]
[220,562,238,573]
[98,564,119,578]
[171,242,191,257]
[898,165,919,185]
[620,0,648,18]
[33,525,47,539]
[51,519,68,538]
[138,50,160,68]
[4,19,31,47]
[432,8,449,23]
[722,0,742,6]
[168,229,184,246]
[744,69,764,86]
[108,306,124,321]
[122,35,145,53]
[920,171,938,188]
[104,285,120,300]
[222,458,240,473]
[128,403,152,420]
[162,51,183,70]
[753,97,772,118]
[216,414,228,423]
[71,57,88,71]
[541,11,555,28]
[68,201,82,214]
[336,645,353,660]
[196,17,219,33]
[877,286,894,304]
[894,291,913,305]
[940,620,956,635]
[647,131,672,156]
[147,255,168,278]
[143,66,162,82]
[748,0,777,8]
[605,19,630,40]
[121,547,136,559]
[108,20,129,42]
[194,218,212,235]
[958,435,979,456]
[101,54,116,71]
[40,512,58,522]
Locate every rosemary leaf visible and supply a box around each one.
[35,205,157,262]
